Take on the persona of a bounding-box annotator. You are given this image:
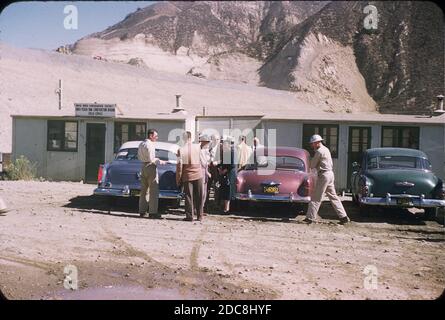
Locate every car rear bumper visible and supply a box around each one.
[235,192,310,203]
[360,194,445,208]
[94,187,183,199]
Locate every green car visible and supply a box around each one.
[351,148,445,218]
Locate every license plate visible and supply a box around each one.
[131,190,140,197]
[397,198,412,206]
[263,186,279,194]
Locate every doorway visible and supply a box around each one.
[347,127,371,190]
[85,123,106,183]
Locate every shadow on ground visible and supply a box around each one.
[64,195,441,227]
[64,195,180,219]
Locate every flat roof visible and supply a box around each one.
[261,112,445,124]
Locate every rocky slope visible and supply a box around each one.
[69,1,444,114]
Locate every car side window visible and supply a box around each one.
[116,148,138,160]
[367,157,378,169]
[422,158,432,170]
[155,149,177,162]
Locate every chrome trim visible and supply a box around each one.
[360,194,445,208]
[235,192,310,203]
[94,187,183,199]
[395,181,415,187]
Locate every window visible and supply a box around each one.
[247,155,305,171]
[47,120,78,151]
[367,156,431,170]
[381,127,419,149]
[303,124,339,158]
[114,122,146,152]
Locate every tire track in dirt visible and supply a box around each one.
[189,224,209,272]
[0,255,61,299]
[212,217,279,298]
[0,255,51,270]
[100,225,158,264]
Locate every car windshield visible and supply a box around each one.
[367,155,431,170]
[116,148,177,162]
[245,156,305,171]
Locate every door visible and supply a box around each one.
[347,127,371,190]
[85,123,106,183]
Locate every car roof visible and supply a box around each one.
[366,147,428,158]
[119,140,179,153]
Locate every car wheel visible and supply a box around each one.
[352,193,358,205]
[107,196,117,207]
[423,207,438,221]
[231,200,247,213]
[359,203,371,216]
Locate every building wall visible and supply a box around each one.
[12,117,444,185]
[196,117,262,142]
[262,120,445,190]
[13,118,48,178]
[420,125,445,180]
[147,119,185,144]
[13,117,185,182]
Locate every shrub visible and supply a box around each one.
[5,155,37,181]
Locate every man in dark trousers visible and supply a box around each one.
[176,131,204,221]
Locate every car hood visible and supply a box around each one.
[237,169,308,195]
[105,160,178,190]
[366,169,438,197]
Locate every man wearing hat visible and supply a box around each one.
[305,134,350,224]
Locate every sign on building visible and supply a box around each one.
[75,103,116,117]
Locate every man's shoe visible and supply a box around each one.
[339,216,351,224]
[140,213,149,218]
[149,214,162,219]
[303,218,316,224]
[182,217,193,222]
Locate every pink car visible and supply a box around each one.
[235,147,314,206]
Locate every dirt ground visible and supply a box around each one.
[0,180,444,300]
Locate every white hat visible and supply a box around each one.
[309,134,324,144]
[199,134,211,142]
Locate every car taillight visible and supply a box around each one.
[298,178,310,197]
[440,188,445,200]
[97,165,104,184]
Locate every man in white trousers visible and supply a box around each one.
[304,134,350,224]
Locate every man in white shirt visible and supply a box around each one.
[137,129,166,218]
[199,134,212,215]
[304,134,350,224]
[236,135,253,171]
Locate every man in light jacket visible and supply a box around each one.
[137,129,166,219]
[304,134,350,224]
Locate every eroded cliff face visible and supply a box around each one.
[70,1,444,114]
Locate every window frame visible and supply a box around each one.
[47,120,78,152]
[381,126,419,149]
[302,124,339,158]
[114,122,147,152]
